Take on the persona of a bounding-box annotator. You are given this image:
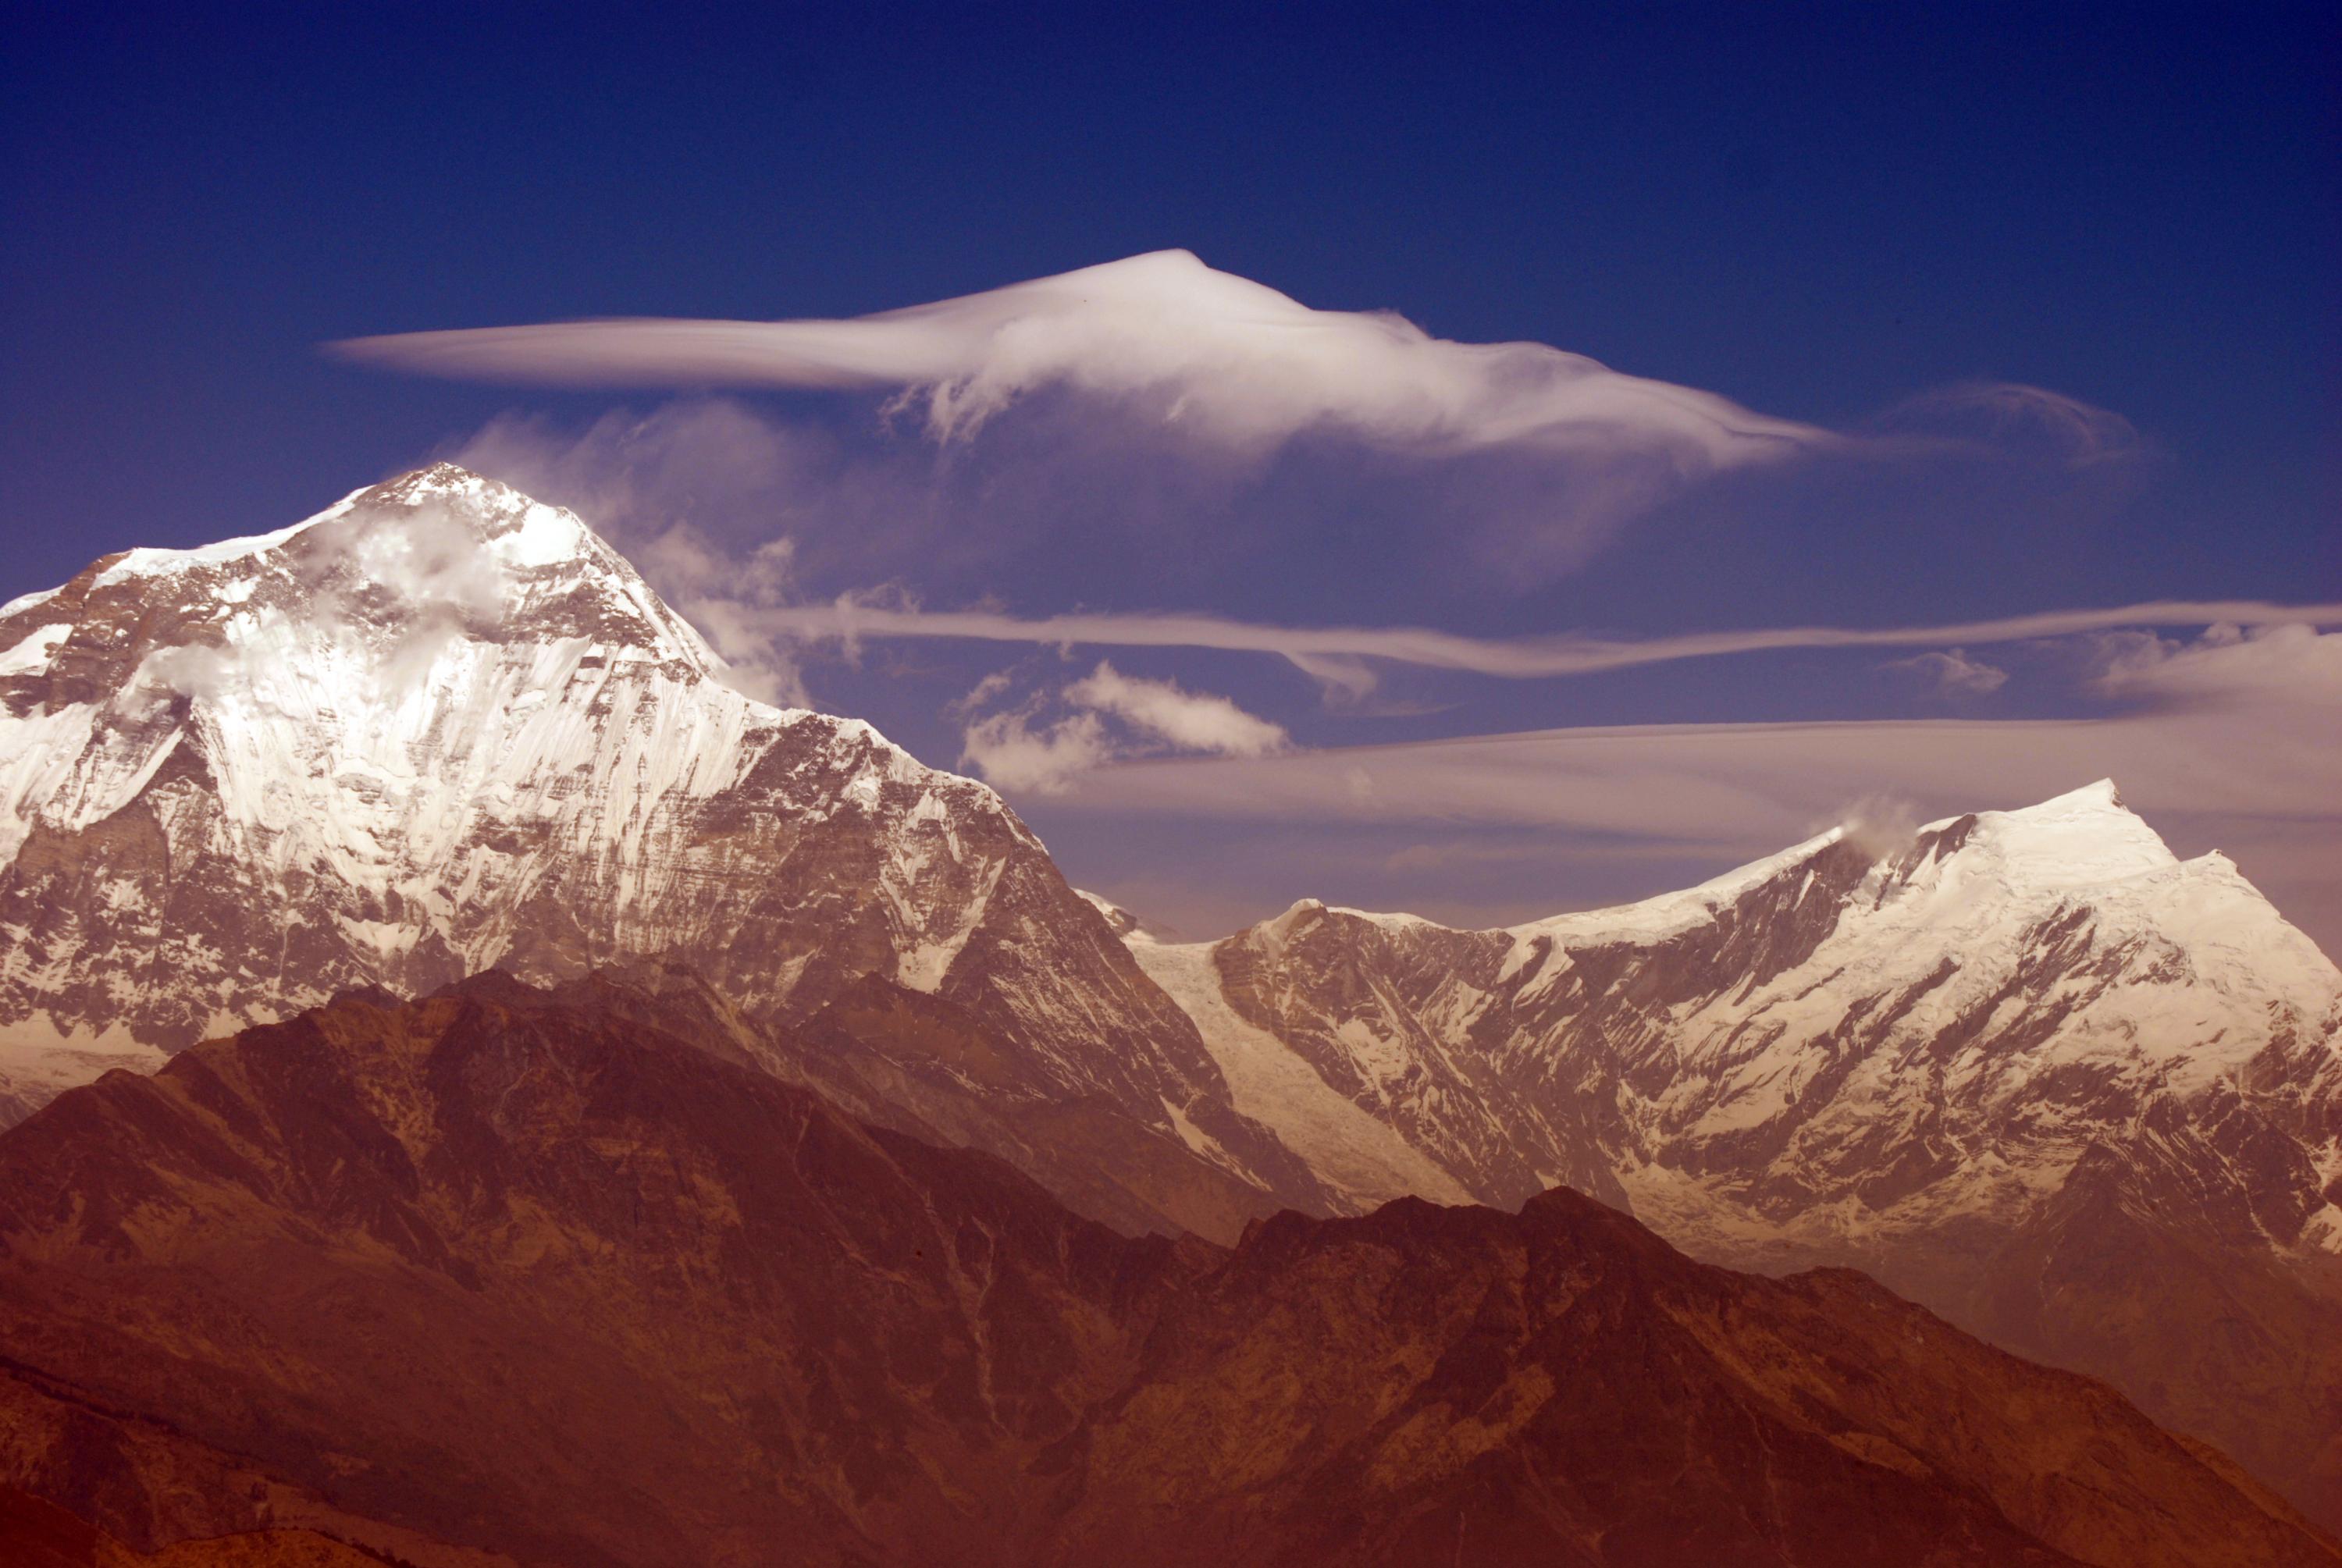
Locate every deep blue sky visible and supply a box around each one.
[6,4,2334,591]
[5,2,2338,940]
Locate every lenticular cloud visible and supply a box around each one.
[334,250,1824,471]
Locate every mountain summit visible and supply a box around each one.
[0,467,1321,1235]
[1124,779,2342,1521]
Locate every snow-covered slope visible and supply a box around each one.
[1127,780,2342,1518]
[1154,780,2341,1238]
[0,467,1322,1235]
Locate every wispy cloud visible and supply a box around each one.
[1867,380,2145,469]
[1039,702,2340,855]
[744,596,2342,694]
[1020,649,2342,954]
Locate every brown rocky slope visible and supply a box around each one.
[0,978,2332,1566]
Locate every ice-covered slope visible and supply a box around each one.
[0,466,1321,1235]
[1129,780,2342,1520]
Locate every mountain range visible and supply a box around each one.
[0,976,2330,1566]
[0,467,2337,1559]
[1116,780,2342,1520]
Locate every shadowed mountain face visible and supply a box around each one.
[0,981,2331,1568]
[1125,781,2342,1524]
[0,466,1321,1239]
[0,1484,405,1566]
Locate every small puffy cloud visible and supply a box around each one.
[1881,647,2009,697]
[958,707,1115,795]
[954,660,1290,793]
[2094,622,2342,709]
[1062,661,1290,757]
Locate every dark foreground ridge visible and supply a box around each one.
[0,976,2332,1567]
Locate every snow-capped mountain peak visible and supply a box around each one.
[0,471,1333,1242]
[98,463,724,681]
[0,465,775,890]
[1882,777,2176,895]
[1114,781,2342,1517]
[1126,774,2340,1236]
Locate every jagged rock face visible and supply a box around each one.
[0,981,2329,1568]
[1129,780,2342,1523]
[0,466,1319,1236]
[0,980,1190,1568]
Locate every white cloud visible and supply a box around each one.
[344,253,1848,581]
[748,595,2342,692]
[389,266,2156,609]
[1881,647,2009,697]
[953,660,1289,792]
[958,706,1113,795]
[1062,661,1289,757]
[340,250,1825,465]
[1020,686,2342,955]
[2094,622,2342,709]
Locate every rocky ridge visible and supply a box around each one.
[0,978,2329,1567]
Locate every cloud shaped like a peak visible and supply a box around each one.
[337,250,1824,469]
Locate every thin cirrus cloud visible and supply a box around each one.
[740,595,2342,695]
[1055,719,2342,961]
[1866,380,2146,469]
[1048,672,2339,835]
